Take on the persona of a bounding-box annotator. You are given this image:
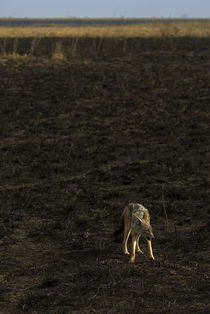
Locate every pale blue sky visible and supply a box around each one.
[0,0,209,18]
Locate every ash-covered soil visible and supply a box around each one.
[0,37,209,313]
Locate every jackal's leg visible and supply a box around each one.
[147,239,155,260]
[130,233,138,263]
[123,228,131,255]
[123,207,131,255]
[136,235,144,254]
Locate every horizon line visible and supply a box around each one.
[0,17,210,20]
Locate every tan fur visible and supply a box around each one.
[142,210,150,223]
[122,204,155,263]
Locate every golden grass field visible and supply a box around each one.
[0,20,210,38]
[0,19,210,61]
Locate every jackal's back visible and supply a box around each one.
[128,203,150,223]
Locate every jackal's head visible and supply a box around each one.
[133,214,155,240]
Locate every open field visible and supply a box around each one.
[0,18,210,38]
[0,20,210,312]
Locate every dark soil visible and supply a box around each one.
[0,36,209,313]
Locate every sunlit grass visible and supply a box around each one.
[0,20,209,61]
[0,21,210,38]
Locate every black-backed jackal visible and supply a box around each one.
[123,203,155,263]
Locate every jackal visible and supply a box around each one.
[122,203,155,263]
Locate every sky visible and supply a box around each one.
[0,0,210,19]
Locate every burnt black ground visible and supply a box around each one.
[0,36,209,313]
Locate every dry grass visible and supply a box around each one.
[0,20,209,62]
[0,21,210,38]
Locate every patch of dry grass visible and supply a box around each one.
[0,21,210,38]
[0,20,209,61]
